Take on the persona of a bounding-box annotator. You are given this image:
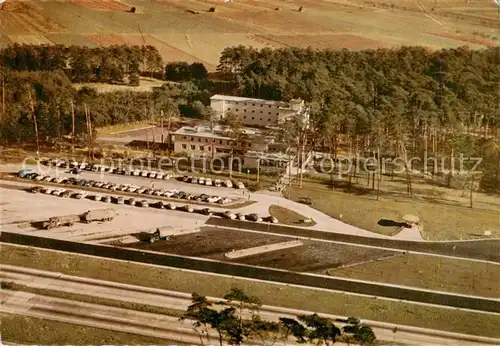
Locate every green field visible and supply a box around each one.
[286,177,500,240]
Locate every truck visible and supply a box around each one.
[43,214,81,230]
[80,208,116,223]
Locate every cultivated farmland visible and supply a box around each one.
[1,0,498,69]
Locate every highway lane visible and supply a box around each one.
[2,264,499,345]
[2,232,500,314]
[206,218,500,262]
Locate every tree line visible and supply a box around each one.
[183,287,376,345]
[0,44,164,84]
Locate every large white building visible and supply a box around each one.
[171,125,273,156]
[210,95,309,127]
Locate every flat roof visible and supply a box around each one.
[172,125,272,142]
[210,94,288,105]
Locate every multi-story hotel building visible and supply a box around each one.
[209,95,309,127]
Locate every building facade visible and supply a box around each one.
[171,125,272,156]
[210,94,308,127]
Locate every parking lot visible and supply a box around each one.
[0,182,208,243]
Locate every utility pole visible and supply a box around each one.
[71,99,75,152]
[160,110,164,144]
[144,106,150,151]
[56,102,61,149]
[257,155,260,183]
[28,90,40,156]
[1,74,5,119]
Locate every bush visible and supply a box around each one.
[247,181,262,192]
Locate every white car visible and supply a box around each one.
[205,178,213,186]
[224,180,233,188]
[92,195,102,201]
[223,211,236,220]
[140,171,149,177]
[236,213,246,221]
[132,170,141,176]
[166,203,177,210]
[198,177,205,185]
[218,197,232,205]
[181,205,194,213]
[156,172,164,179]
[214,179,222,187]
[236,182,245,189]
[207,196,221,203]
[148,172,157,178]
[41,188,53,194]
[35,175,47,181]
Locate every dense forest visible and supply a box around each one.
[0,44,499,191]
[0,44,164,84]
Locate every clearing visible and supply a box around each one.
[2,244,499,338]
[73,77,167,94]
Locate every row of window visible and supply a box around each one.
[227,108,279,116]
[182,136,227,145]
[180,144,231,154]
[226,101,274,108]
[242,116,272,122]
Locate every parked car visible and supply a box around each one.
[61,190,73,198]
[153,201,165,209]
[52,189,66,196]
[223,210,236,220]
[181,205,194,213]
[199,208,213,216]
[140,170,149,177]
[166,203,177,210]
[214,179,222,187]
[183,175,190,182]
[207,196,221,203]
[163,174,172,180]
[247,213,262,222]
[18,169,34,178]
[138,199,149,208]
[198,177,206,185]
[236,182,245,189]
[155,172,164,179]
[218,197,232,205]
[298,197,313,206]
[74,192,85,199]
[190,177,198,184]
[269,216,279,224]
[126,198,136,206]
[224,180,233,188]
[132,170,141,176]
[236,213,246,221]
[41,187,53,194]
[163,190,175,197]
[102,195,112,203]
[29,186,43,194]
[92,195,103,201]
[143,188,152,195]
[137,187,147,194]
[115,197,125,205]
[35,175,46,181]
[205,178,213,186]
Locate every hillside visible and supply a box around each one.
[0,0,499,70]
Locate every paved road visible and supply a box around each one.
[2,264,499,345]
[206,219,500,263]
[2,232,499,313]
